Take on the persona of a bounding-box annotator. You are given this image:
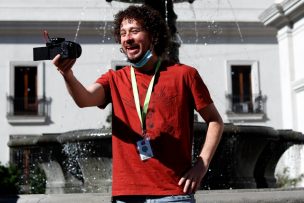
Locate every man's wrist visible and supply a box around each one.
[196,155,210,168]
[62,69,74,81]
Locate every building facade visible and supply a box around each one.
[0,0,280,167]
[260,0,304,186]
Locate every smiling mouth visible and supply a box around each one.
[126,45,139,51]
[126,45,140,55]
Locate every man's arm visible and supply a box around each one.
[178,103,224,193]
[52,54,106,108]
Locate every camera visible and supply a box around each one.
[33,33,82,61]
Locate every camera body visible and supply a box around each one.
[33,37,82,61]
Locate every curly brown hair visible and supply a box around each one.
[113,5,170,57]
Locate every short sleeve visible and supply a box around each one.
[95,71,112,109]
[189,69,213,111]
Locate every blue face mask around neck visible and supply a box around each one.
[130,49,153,68]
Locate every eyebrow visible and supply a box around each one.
[120,26,142,30]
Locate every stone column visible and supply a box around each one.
[276,25,295,129]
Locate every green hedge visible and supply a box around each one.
[0,163,19,195]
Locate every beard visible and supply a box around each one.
[127,52,145,63]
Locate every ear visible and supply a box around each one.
[120,47,125,54]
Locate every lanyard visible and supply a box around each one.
[131,59,161,134]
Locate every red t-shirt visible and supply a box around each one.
[96,62,213,196]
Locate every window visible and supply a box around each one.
[231,65,252,113]
[7,61,51,124]
[14,66,38,115]
[226,61,266,122]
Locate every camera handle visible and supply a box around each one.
[44,30,51,43]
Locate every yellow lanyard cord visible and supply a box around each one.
[131,59,161,133]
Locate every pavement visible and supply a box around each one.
[1,188,304,203]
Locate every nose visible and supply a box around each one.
[126,38,134,44]
[121,32,133,43]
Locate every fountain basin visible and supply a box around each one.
[194,123,304,189]
[8,123,304,193]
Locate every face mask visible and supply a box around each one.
[129,49,153,68]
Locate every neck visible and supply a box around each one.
[135,55,159,73]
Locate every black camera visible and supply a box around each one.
[33,33,82,61]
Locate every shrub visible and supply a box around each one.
[0,163,20,195]
[276,167,304,188]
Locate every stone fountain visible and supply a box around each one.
[8,129,112,194]
[8,123,304,194]
[193,123,304,189]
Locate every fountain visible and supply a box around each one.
[8,122,304,193]
[8,129,112,194]
[193,123,304,189]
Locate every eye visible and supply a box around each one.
[130,28,140,34]
[120,31,126,37]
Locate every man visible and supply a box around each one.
[53,5,223,203]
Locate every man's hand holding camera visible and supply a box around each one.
[52,54,76,78]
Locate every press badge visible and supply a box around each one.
[136,137,154,161]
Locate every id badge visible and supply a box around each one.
[136,137,154,161]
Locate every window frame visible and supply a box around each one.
[7,61,49,124]
[225,60,266,122]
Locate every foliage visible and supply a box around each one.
[0,161,46,195]
[0,162,20,195]
[276,167,304,188]
[28,165,46,194]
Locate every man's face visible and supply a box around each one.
[120,18,152,63]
